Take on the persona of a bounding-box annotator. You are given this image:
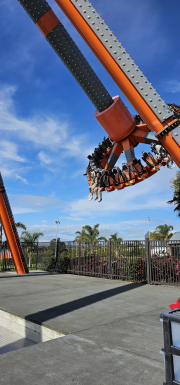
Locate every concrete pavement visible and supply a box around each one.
[0,272,179,384]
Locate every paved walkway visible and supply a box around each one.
[0,272,179,385]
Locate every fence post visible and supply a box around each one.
[3,241,6,272]
[55,238,59,272]
[78,242,81,275]
[36,242,38,270]
[145,238,151,284]
[109,238,112,279]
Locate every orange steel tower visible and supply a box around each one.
[0,174,28,274]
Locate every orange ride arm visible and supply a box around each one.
[0,176,28,274]
[55,0,172,131]
[55,0,180,167]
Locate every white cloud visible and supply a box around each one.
[38,151,52,165]
[6,218,180,242]
[0,141,26,163]
[15,174,29,185]
[8,163,176,219]
[166,81,180,94]
[56,165,176,221]
[71,168,86,178]
[0,163,31,183]
[68,172,173,217]
[18,220,180,242]
[10,194,67,214]
[0,87,94,161]
[60,216,85,221]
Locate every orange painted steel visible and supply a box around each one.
[94,96,136,142]
[36,9,60,37]
[136,124,149,133]
[131,128,149,144]
[160,134,180,167]
[0,194,26,274]
[104,141,123,170]
[89,159,162,191]
[55,0,164,131]
[121,137,134,154]
[55,0,180,168]
[111,142,123,157]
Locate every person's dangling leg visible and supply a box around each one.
[98,187,103,202]
[94,187,98,201]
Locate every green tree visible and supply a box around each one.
[167,171,180,217]
[110,232,123,242]
[16,222,26,230]
[74,227,89,243]
[45,239,68,272]
[21,231,44,267]
[74,224,108,254]
[98,236,108,242]
[74,228,90,257]
[75,225,101,255]
[110,233,123,257]
[83,224,100,242]
[150,224,174,240]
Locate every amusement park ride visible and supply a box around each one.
[1,0,180,274]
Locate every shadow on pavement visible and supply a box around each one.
[0,272,56,279]
[25,282,141,323]
[0,337,37,355]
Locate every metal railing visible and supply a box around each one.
[148,240,180,285]
[0,239,179,285]
[66,240,146,282]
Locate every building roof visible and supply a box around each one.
[145,231,152,239]
[170,231,180,241]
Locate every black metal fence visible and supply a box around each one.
[147,240,180,285]
[67,240,146,282]
[0,239,179,285]
[0,240,65,273]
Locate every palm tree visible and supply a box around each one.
[74,227,89,243]
[97,236,108,253]
[75,225,100,255]
[98,236,108,242]
[84,224,101,253]
[74,227,90,258]
[110,233,123,257]
[16,222,26,230]
[167,171,180,217]
[83,224,100,243]
[150,224,174,240]
[75,224,104,254]
[21,231,44,267]
[110,233,123,242]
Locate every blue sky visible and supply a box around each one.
[1,0,180,241]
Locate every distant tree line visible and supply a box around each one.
[74,224,123,243]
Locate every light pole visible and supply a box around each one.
[55,221,60,271]
[148,217,150,233]
[55,220,60,241]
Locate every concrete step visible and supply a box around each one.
[0,325,36,354]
